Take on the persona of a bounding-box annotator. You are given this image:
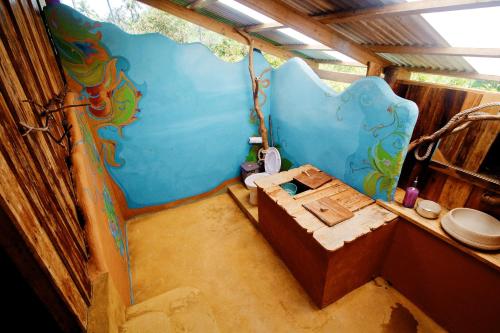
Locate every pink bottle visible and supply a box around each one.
[403,177,419,208]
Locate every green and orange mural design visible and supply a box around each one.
[45,4,141,167]
[45,3,134,256]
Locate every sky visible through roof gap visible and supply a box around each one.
[218,0,359,64]
[406,0,500,76]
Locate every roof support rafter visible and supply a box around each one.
[236,0,390,66]
[405,67,500,82]
[315,59,367,67]
[244,22,284,33]
[369,45,500,58]
[280,44,331,51]
[187,0,218,10]
[314,69,364,83]
[314,0,500,24]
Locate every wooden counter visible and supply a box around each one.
[377,188,500,272]
[255,165,398,307]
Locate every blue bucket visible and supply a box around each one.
[281,182,297,196]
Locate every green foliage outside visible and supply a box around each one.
[72,0,286,67]
[319,64,366,92]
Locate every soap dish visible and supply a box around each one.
[415,200,441,219]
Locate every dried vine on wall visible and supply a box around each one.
[237,29,270,151]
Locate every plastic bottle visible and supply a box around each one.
[403,177,419,208]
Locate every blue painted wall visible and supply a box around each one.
[64,18,270,208]
[84,23,271,208]
[48,4,418,208]
[270,59,418,201]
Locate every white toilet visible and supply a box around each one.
[244,147,281,206]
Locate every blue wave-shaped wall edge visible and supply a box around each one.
[270,58,418,201]
[48,3,418,206]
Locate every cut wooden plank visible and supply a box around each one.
[330,189,374,212]
[303,197,354,227]
[292,179,342,200]
[295,181,348,204]
[313,204,398,251]
[228,183,259,226]
[254,164,317,189]
[294,168,333,189]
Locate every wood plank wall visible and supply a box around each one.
[395,80,500,217]
[0,0,90,330]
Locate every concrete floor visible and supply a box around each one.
[127,193,445,333]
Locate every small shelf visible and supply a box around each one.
[377,188,500,272]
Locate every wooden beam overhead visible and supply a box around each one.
[280,44,331,51]
[405,67,500,82]
[315,59,367,67]
[314,69,364,83]
[244,22,284,32]
[366,61,382,77]
[186,0,217,10]
[369,45,500,58]
[315,0,500,24]
[137,0,317,66]
[237,0,390,66]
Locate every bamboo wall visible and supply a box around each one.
[0,0,89,329]
[395,80,500,217]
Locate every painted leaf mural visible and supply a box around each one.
[271,60,418,201]
[45,4,141,167]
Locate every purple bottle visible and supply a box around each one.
[403,177,419,208]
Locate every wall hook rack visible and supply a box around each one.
[18,88,88,148]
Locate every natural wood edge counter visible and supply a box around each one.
[254,165,398,251]
[377,188,500,272]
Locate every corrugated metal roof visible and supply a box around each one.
[203,1,260,26]
[183,0,492,75]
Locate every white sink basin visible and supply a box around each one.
[441,208,500,250]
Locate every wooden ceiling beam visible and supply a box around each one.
[137,0,317,66]
[314,69,364,83]
[405,67,500,82]
[315,0,500,24]
[244,22,284,33]
[237,0,390,66]
[186,0,217,10]
[369,45,500,58]
[280,44,331,51]
[315,59,367,67]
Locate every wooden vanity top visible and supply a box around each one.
[254,165,398,252]
[377,189,500,272]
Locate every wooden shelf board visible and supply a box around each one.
[377,188,500,272]
[228,183,259,227]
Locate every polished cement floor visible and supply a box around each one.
[127,193,445,333]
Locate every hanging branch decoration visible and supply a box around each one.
[18,88,89,148]
[237,29,270,151]
[408,102,500,161]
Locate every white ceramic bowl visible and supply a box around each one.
[415,200,441,219]
[441,208,500,250]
